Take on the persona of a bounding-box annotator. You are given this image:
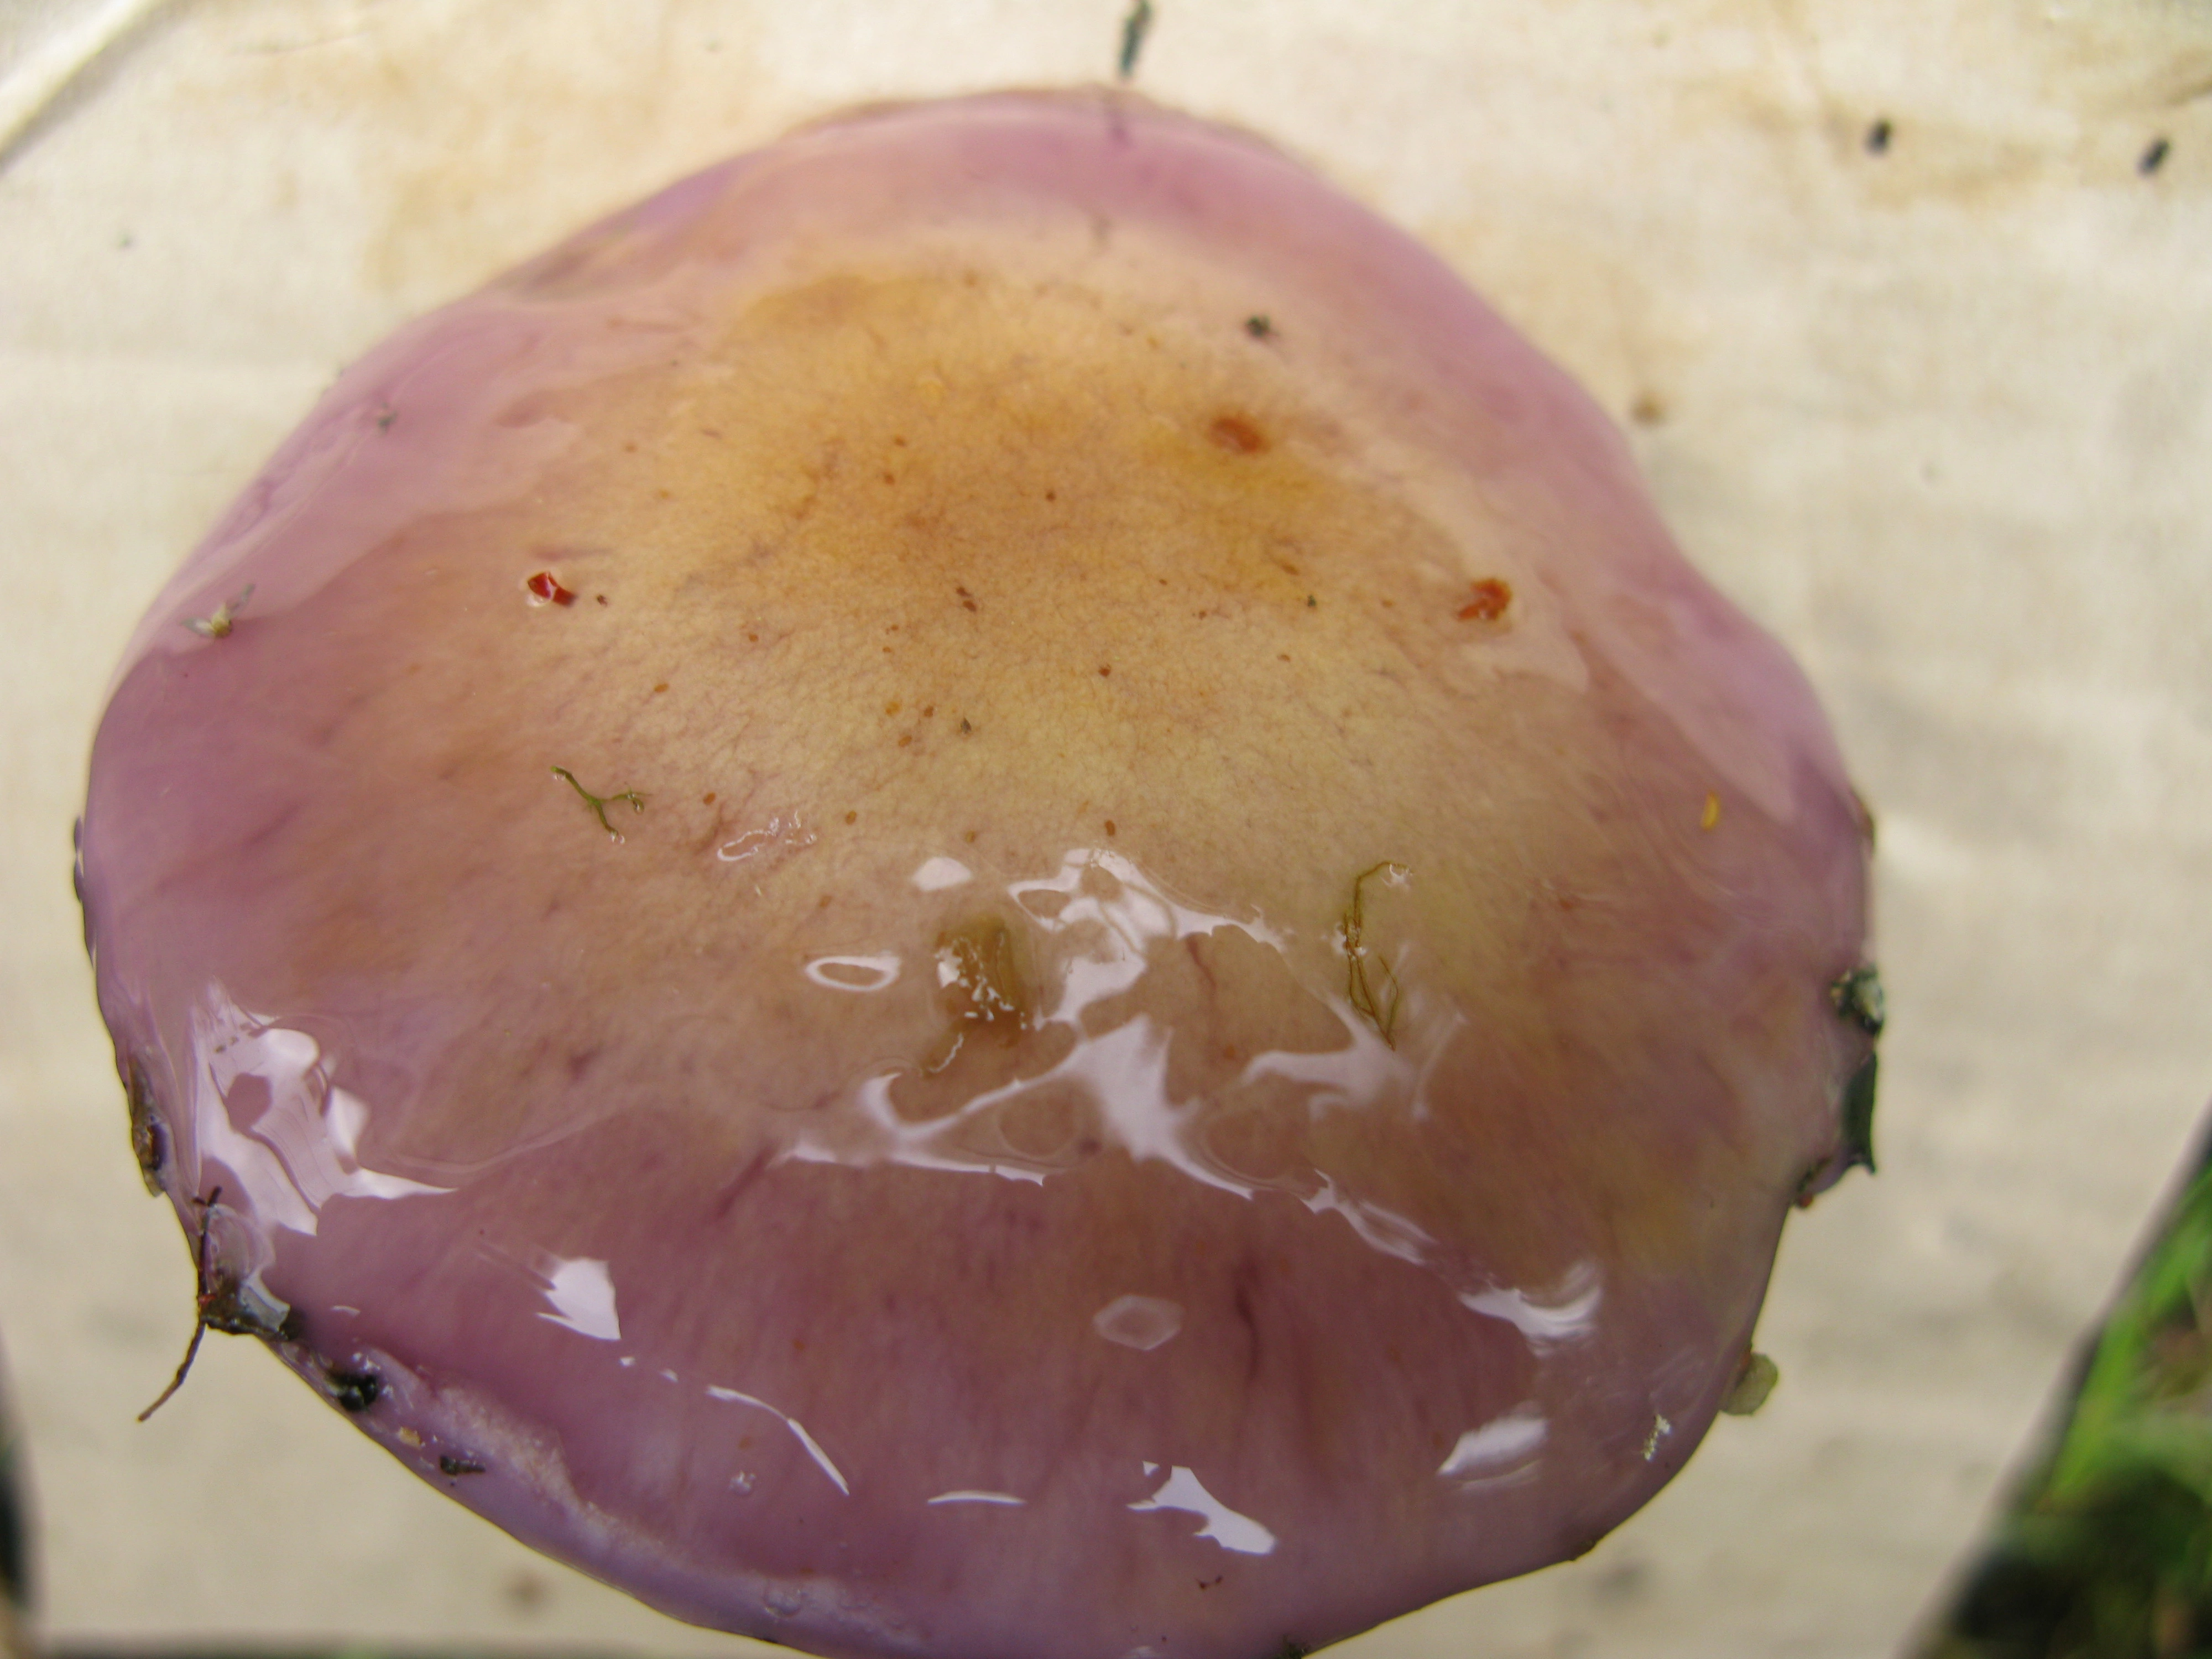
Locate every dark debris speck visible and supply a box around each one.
[326,1367,382,1413]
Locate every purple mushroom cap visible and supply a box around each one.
[79,90,1875,1659]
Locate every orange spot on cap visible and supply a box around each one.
[1458,578,1512,622]
[1207,413,1267,454]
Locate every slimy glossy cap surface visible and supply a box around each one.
[80,90,1875,1659]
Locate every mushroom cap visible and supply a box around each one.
[81,90,1874,1659]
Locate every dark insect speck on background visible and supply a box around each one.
[1117,0,1154,81]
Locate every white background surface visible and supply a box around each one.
[3,1,2211,1654]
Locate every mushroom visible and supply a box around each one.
[79,91,1876,1659]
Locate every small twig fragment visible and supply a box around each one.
[184,585,254,640]
[1342,862,1408,1046]
[1117,0,1154,80]
[139,1185,287,1420]
[552,765,645,841]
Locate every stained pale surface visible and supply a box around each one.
[2,2,2210,1657]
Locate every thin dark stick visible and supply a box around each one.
[1118,0,1154,80]
[138,1186,222,1422]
